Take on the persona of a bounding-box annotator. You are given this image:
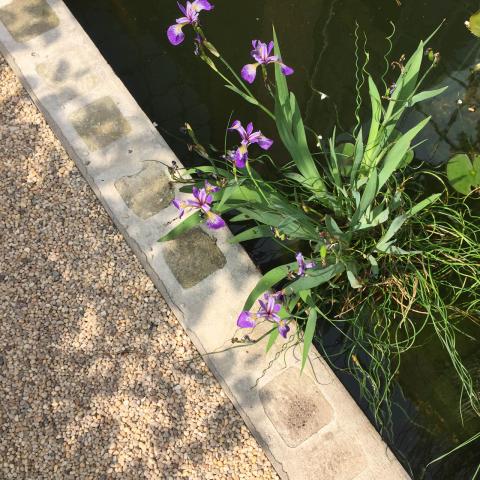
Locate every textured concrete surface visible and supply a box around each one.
[288,430,368,480]
[0,1,410,478]
[69,96,132,151]
[36,56,99,103]
[259,367,334,448]
[0,0,59,42]
[163,228,226,289]
[115,161,174,220]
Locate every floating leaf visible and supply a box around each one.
[446,153,480,195]
[466,10,480,38]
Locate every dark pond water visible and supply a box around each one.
[64,0,480,477]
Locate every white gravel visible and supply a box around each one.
[0,54,278,480]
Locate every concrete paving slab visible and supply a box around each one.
[0,0,59,43]
[114,161,174,219]
[36,54,99,102]
[163,227,226,288]
[69,96,132,151]
[259,367,334,448]
[288,429,368,480]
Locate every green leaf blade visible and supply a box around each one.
[301,309,317,372]
[243,262,297,311]
[158,211,203,242]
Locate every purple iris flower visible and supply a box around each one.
[172,180,225,229]
[167,0,214,46]
[241,40,294,84]
[237,293,290,338]
[296,252,316,276]
[229,120,273,168]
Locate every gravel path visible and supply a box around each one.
[0,55,277,480]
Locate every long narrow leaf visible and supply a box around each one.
[243,262,297,311]
[350,128,364,184]
[301,308,317,372]
[409,86,448,107]
[363,76,383,170]
[158,211,202,242]
[404,193,442,216]
[376,214,407,251]
[266,327,279,353]
[378,117,430,190]
[286,263,345,293]
[351,168,378,226]
[229,225,272,244]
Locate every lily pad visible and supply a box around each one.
[466,10,480,38]
[335,142,355,176]
[446,153,480,195]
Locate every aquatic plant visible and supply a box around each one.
[228,120,273,168]
[172,180,225,229]
[162,3,480,443]
[167,0,214,46]
[241,40,293,84]
[237,292,290,338]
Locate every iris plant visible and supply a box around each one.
[296,252,316,276]
[241,40,294,84]
[172,181,225,229]
[237,293,290,338]
[229,120,273,168]
[167,0,214,46]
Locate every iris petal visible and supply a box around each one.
[167,24,185,46]
[177,1,187,15]
[172,199,187,218]
[278,321,290,338]
[241,63,259,84]
[229,120,247,139]
[280,63,294,76]
[237,311,256,329]
[267,40,274,56]
[205,212,226,229]
[256,134,273,150]
[205,180,220,193]
[233,148,248,169]
[192,0,214,11]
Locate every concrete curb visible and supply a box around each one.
[0,1,410,478]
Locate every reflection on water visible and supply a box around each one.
[64,0,480,477]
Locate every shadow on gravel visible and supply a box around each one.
[0,55,273,479]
